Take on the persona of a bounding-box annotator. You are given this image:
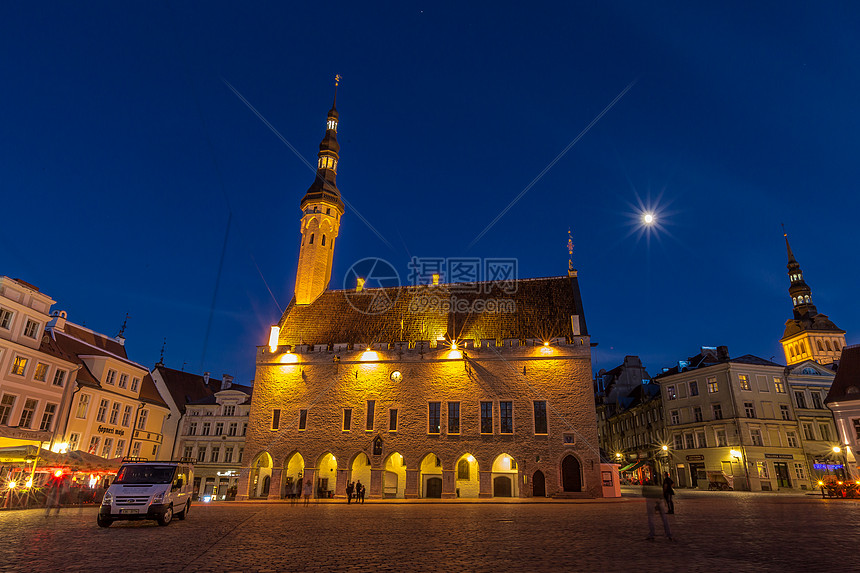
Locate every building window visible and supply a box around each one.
[40,403,57,431]
[101,438,113,458]
[774,377,786,393]
[69,433,80,451]
[795,392,807,409]
[197,447,206,462]
[802,423,815,441]
[188,422,197,436]
[11,356,28,376]
[75,394,90,419]
[115,440,125,457]
[738,375,751,391]
[271,408,281,430]
[242,423,247,436]
[298,410,307,431]
[34,363,48,382]
[184,446,193,459]
[786,431,799,448]
[238,448,244,463]
[96,399,108,423]
[775,404,789,421]
[202,422,210,436]
[712,404,723,420]
[500,401,513,434]
[811,392,823,410]
[715,429,727,447]
[109,402,119,425]
[0,394,16,425]
[534,401,548,435]
[457,459,470,480]
[105,370,116,385]
[448,402,460,434]
[684,433,695,449]
[224,405,235,416]
[122,405,131,426]
[214,422,223,435]
[131,377,140,392]
[225,447,234,463]
[750,429,763,446]
[428,402,441,434]
[696,431,707,448]
[674,434,683,450]
[389,409,398,432]
[480,402,493,434]
[117,374,128,389]
[343,409,352,431]
[819,424,832,442]
[0,308,13,329]
[366,400,375,431]
[52,369,66,387]
[744,402,755,418]
[666,385,677,400]
[707,376,718,393]
[211,447,220,463]
[23,319,39,339]
[670,410,680,425]
[852,419,860,440]
[225,421,236,435]
[689,381,699,397]
[794,463,806,480]
[137,409,148,430]
[88,436,101,454]
[693,406,703,422]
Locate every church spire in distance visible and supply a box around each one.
[294,76,346,305]
[783,225,816,319]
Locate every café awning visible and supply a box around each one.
[0,446,121,471]
[620,460,647,472]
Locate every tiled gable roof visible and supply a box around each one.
[153,366,216,413]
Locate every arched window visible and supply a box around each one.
[825,340,832,351]
[457,459,470,480]
[789,346,795,357]
[817,340,824,352]
[321,235,326,246]
[804,295,810,303]
[834,340,841,351]
[800,341,807,354]
[792,297,797,306]
[309,233,314,245]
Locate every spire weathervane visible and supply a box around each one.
[117,313,130,338]
[567,228,574,271]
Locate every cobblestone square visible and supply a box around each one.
[2,491,858,572]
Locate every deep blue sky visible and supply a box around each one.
[2,2,858,383]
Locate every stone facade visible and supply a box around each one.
[238,335,600,500]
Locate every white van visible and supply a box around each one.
[98,457,194,527]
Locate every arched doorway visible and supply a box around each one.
[419,453,443,498]
[383,452,406,498]
[455,454,479,498]
[532,470,546,497]
[350,453,371,498]
[491,453,518,497]
[249,452,273,498]
[282,452,305,498]
[561,455,582,492]
[316,453,337,498]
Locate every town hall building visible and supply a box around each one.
[236,87,602,500]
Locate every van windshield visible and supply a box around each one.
[114,465,177,485]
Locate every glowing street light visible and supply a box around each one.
[662,445,669,452]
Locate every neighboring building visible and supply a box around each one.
[0,277,77,449]
[47,313,171,459]
[825,345,860,479]
[150,364,219,460]
[785,360,840,482]
[654,347,810,492]
[238,92,600,500]
[178,379,252,500]
[779,233,846,365]
[595,356,664,483]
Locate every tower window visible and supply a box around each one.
[326,208,331,215]
[804,295,810,303]
[322,235,326,246]
[817,340,823,352]
[309,233,314,245]
[825,340,832,351]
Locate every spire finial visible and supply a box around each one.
[117,313,130,338]
[782,223,796,263]
[567,227,574,272]
[158,337,166,366]
[332,74,341,109]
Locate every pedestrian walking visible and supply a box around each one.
[346,481,354,504]
[662,472,675,514]
[643,481,672,541]
[357,481,366,504]
[44,474,63,517]
[291,479,300,506]
[302,479,312,506]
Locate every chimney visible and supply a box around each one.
[221,375,233,391]
[203,372,210,386]
[47,310,67,333]
[717,346,730,361]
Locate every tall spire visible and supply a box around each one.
[300,76,344,214]
[782,223,796,265]
[783,227,816,319]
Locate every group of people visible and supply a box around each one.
[345,480,366,504]
[285,478,315,506]
[643,472,676,541]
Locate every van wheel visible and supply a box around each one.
[177,501,190,520]
[97,516,113,528]
[157,505,173,526]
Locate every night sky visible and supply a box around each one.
[2,2,858,383]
